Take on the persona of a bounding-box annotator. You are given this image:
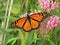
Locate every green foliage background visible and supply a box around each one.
[0,0,60,45]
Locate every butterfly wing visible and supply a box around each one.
[11,17,31,31]
[43,12,48,19]
[22,13,44,31]
[30,18,39,29]
[30,12,48,29]
[11,12,48,32]
[30,13,44,22]
[23,19,31,32]
[11,17,27,28]
[11,22,16,28]
[30,12,48,22]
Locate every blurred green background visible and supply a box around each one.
[0,0,60,45]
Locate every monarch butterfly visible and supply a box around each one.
[11,12,48,32]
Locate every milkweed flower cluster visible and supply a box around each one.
[46,16,60,29]
[38,0,59,11]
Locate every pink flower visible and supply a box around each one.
[46,16,60,29]
[38,0,59,11]
[51,2,59,10]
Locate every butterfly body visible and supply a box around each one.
[11,12,48,32]
[26,15,31,23]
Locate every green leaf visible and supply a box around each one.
[0,28,7,34]
[48,39,55,45]
[58,0,60,2]
[26,30,34,45]
[6,37,18,45]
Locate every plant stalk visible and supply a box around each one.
[1,0,14,45]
